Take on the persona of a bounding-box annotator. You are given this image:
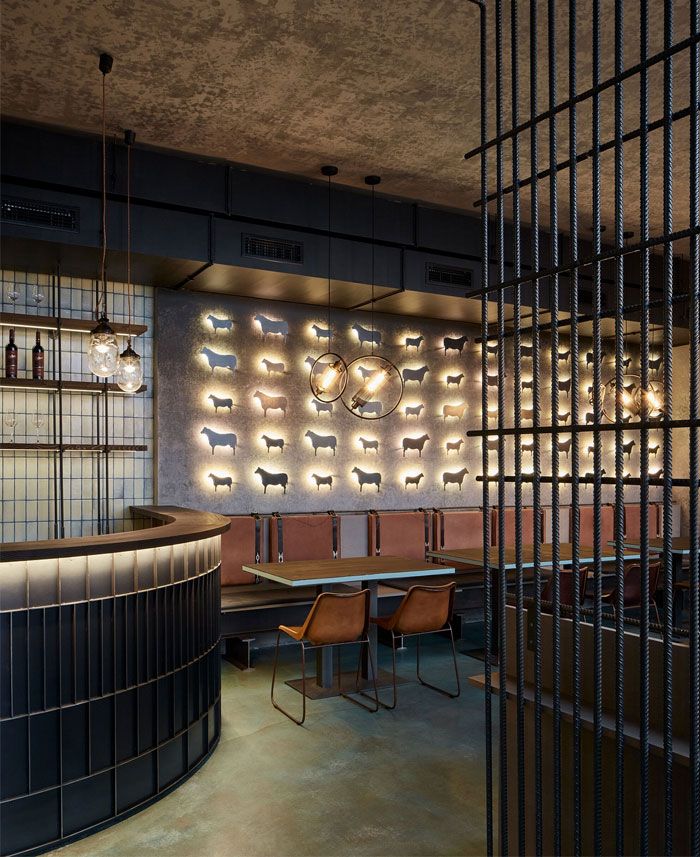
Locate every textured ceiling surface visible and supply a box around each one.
[1,0,695,237]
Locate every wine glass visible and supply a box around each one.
[4,411,17,444]
[31,284,46,306]
[32,411,45,443]
[5,283,20,304]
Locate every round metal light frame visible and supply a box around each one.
[590,372,665,424]
[308,351,349,403]
[341,354,404,420]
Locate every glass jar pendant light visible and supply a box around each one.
[341,175,403,420]
[87,53,119,378]
[309,165,348,402]
[116,129,143,393]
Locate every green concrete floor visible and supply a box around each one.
[51,640,490,857]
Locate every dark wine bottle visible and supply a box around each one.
[32,331,44,380]
[5,328,18,378]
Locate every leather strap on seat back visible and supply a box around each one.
[274,512,283,562]
[252,513,261,563]
[436,508,445,548]
[329,510,339,558]
[419,508,431,555]
[368,510,381,556]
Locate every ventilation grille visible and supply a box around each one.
[426,263,472,291]
[1,197,80,232]
[242,234,303,264]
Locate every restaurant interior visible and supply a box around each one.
[0,1,698,855]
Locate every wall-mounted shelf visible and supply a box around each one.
[0,443,148,452]
[0,378,147,394]
[0,311,147,337]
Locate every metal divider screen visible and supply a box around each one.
[465,1,699,854]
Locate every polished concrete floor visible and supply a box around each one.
[51,639,490,857]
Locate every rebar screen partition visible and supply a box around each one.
[466,1,699,854]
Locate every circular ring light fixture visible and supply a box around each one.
[590,373,665,423]
[342,354,404,420]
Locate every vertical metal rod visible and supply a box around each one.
[56,266,65,538]
[661,2,675,851]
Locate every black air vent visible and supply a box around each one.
[242,234,303,264]
[1,197,80,232]
[426,263,472,291]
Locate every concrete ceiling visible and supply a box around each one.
[1,0,695,241]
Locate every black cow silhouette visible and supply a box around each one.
[522,441,534,454]
[649,355,663,374]
[359,437,379,454]
[201,348,237,373]
[357,365,374,380]
[586,351,595,367]
[647,412,664,424]
[649,468,664,478]
[487,375,499,387]
[558,350,571,361]
[521,345,533,358]
[522,379,533,390]
[357,401,382,417]
[622,439,636,459]
[442,467,469,490]
[585,412,595,424]
[584,470,607,479]
[558,378,571,396]
[446,438,464,454]
[312,399,333,416]
[587,445,596,457]
[352,467,381,492]
[621,356,632,370]
[254,314,288,340]
[201,427,237,455]
[487,438,499,450]
[558,438,572,457]
[402,434,429,457]
[486,342,499,355]
[261,358,285,375]
[621,413,633,424]
[208,394,233,413]
[405,403,424,419]
[304,356,316,369]
[405,335,424,350]
[208,473,232,491]
[254,467,288,494]
[443,403,467,420]
[443,335,468,354]
[311,324,331,341]
[446,373,464,387]
[305,430,337,456]
[402,365,430,385]
[207,314,233,333]
[261,434,284,453]
[311,473,333,490]
[253,391,288,416]
[352,323,381,347]
[405,473,424,489]
[649,444,660,456]
[558,412,571,424]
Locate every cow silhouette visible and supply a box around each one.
[402,365,429,385]
[443,335,468,354]
[521,345,533,358]
[587,445,595,457]
[487,438,499,451]
[254,314,288,340]
[201,427,237,455]
[201,348,237,374]
[649,467,664,478]
[208,473,232,492]
[649,444,660,456]
[621,356,632,370]
[558,438,572,457]
[622,440,636,459]
[486,375,499,387]
[304,356,316,369]
[402,434,429,457]
[405,335,424,350]
[649,355,663,374]
[586,351,595,367]
[253,391,288,417]
[584,470,607,479]
[352,323,381,347]
[522,440,534,454]
[446,373,464,387]
[261,358,285,375]
[261,434,284,454]
[311,473,333,491]
[352,467,381,492]
[557,412,571,424]
[305,430,337,456]
[586,412,595,424]
[558,350,571,361]
[443,403,467,420]
[207,315,233,333]
[208,394,233,413]
[311,324,331,341]
[357,401,382,417]
[254,467,289,494]
[312,399,333,416]
[356,365,374,380]
[558,379,572,396]
[405,403,424,419]
[648,413,664,424]
[522,379,534,391]
[442,467,469,490]
[359,437,379,454]
[405,473,424,489]
[486,342,499,355]
[446,438,464,454]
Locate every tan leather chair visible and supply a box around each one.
[602,561,662,624]
[270,589,379,725]
[368,582,460,709]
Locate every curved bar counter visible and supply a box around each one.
[0,507,229,857]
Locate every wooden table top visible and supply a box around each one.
[427,543,642,570]
[241,555,455,587]
[613,536,697,555]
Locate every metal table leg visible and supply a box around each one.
[315,584,334,688]
[361,580,379,679]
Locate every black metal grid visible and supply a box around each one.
[467,1,699,854]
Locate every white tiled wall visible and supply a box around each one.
[1,270,154,541]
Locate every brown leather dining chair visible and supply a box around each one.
[367,582,460,710]
[271,588,379,725]
[601,561,662,624]
[541,566,590,609]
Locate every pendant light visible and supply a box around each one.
[87,53,119,378]
[116,129,144,393]
[341,176,403,420]
[309,165,348,402]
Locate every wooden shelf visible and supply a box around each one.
[0,443,147,452]
[1,312,147,337]
[0,378,147,394]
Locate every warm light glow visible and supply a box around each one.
[350,367,391,410]
[116,342,143,393]
[87,316,119,378]
[317,360,344,394]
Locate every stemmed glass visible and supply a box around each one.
[31,284,46,306]
[5,283,20,304]
[32,411,45,443]
[4,411,17,443]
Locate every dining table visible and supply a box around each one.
[241,554,455,695]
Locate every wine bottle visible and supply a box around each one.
[5,328,17,378]
[32,331,44,380]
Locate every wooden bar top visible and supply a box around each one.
[0,506,230,562]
